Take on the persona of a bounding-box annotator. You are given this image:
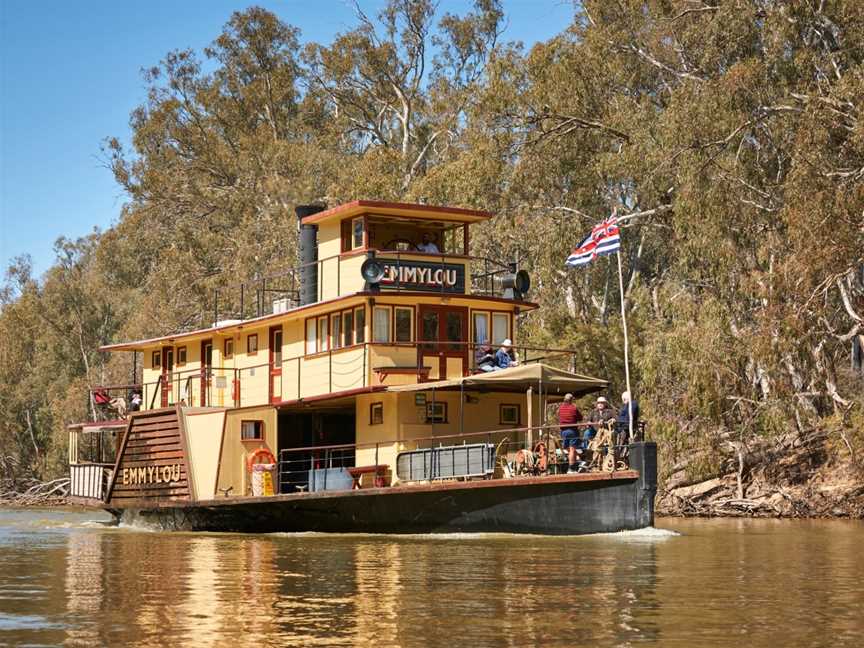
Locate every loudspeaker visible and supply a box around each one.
[361,258,385,292]
[501,269,531,300]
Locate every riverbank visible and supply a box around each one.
[656,429,864,518]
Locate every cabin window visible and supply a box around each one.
[272,329,282,365]
[500,404,520,426]
[425,402,447,424]
[370,402,384,425]
[473,312,489,345]
[165,348,174,372]
[373,306,391,343]
[176,346,187,366]
[224,338,234,360]
[342,311,354,347]
[492,313,510,345]
[152,351,161,369]
[355,307,366,344]
[247,334,258,355]
[395,307,413,343]
[241,420,264,441]
[305,319,317,355]
[352,217,365,249]
[318,317,329,352]
[331,313,342,349]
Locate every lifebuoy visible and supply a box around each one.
[246,447,276,472]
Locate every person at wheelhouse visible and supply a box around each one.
[416,231,440,253]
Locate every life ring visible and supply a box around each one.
[246,447,276,472]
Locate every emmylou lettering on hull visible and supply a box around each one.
[380,260,465,293]
[122,464,182,486]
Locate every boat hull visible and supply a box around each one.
[112,443,657,535]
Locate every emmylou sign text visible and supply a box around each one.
[122,464,182,486]
[380,260,465,293]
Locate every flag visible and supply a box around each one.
[565,216,621,266]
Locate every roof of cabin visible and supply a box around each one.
[300,200,493,226]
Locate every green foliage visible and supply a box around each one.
[4,0,864,482]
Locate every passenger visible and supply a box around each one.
[129,391,142,412]
[474,342,496,372]
[585,396,615,444]
[616,391,640,446]
[416,232,440,253]
[558,393,585,473]
[494,339,518,369]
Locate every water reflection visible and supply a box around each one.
[0,512,857,647]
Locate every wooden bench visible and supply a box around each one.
[347,465,389,489]
[372,365,431,384]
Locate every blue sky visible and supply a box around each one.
[0,0,575,277]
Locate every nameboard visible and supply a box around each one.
[379,260,465,293]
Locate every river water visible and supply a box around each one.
[0,508,861,647]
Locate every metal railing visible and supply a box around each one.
[205,248,518,325]
[69,463,113,500]
[272,422,644,495]
[93,339,589,419]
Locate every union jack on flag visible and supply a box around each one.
[565,216,621,266]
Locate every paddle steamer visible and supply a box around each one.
[68,201,656,534]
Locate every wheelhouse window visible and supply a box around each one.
[176,346,187,366]
[352,217,365,249]
[247,334,258,355]
[224,338,234,360]
[395,307,413,343]
[272,329,282,364]
[473,312,489,345]
[472,311,511,346]
[373,306,391,343]
[305,319,317,355]
[370,402,383,425]
[152,351,161,369]
[241,420,264,441]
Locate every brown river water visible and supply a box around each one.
[0,508,861,647]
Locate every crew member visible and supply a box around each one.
[558,393,584,473]
[417,232,440,253]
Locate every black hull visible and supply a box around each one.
[115,443,657,536]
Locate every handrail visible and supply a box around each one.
[91,339,592,419]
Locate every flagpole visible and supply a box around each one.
[615,248,634,441]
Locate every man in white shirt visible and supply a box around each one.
[416,232,440,253]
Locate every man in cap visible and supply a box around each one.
[586,395,616,444]
[494,338,518,369]
[558,393,584,473]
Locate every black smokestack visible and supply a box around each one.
[296,204,326,305]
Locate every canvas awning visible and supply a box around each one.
[387,363,607,397]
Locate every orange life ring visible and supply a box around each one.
[246,447,276,472]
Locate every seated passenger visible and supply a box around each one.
[494,339,518,369]
[129,391,142,412]
[416,232,440,253]
[474,342,496,372]
[585,396,615,444]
